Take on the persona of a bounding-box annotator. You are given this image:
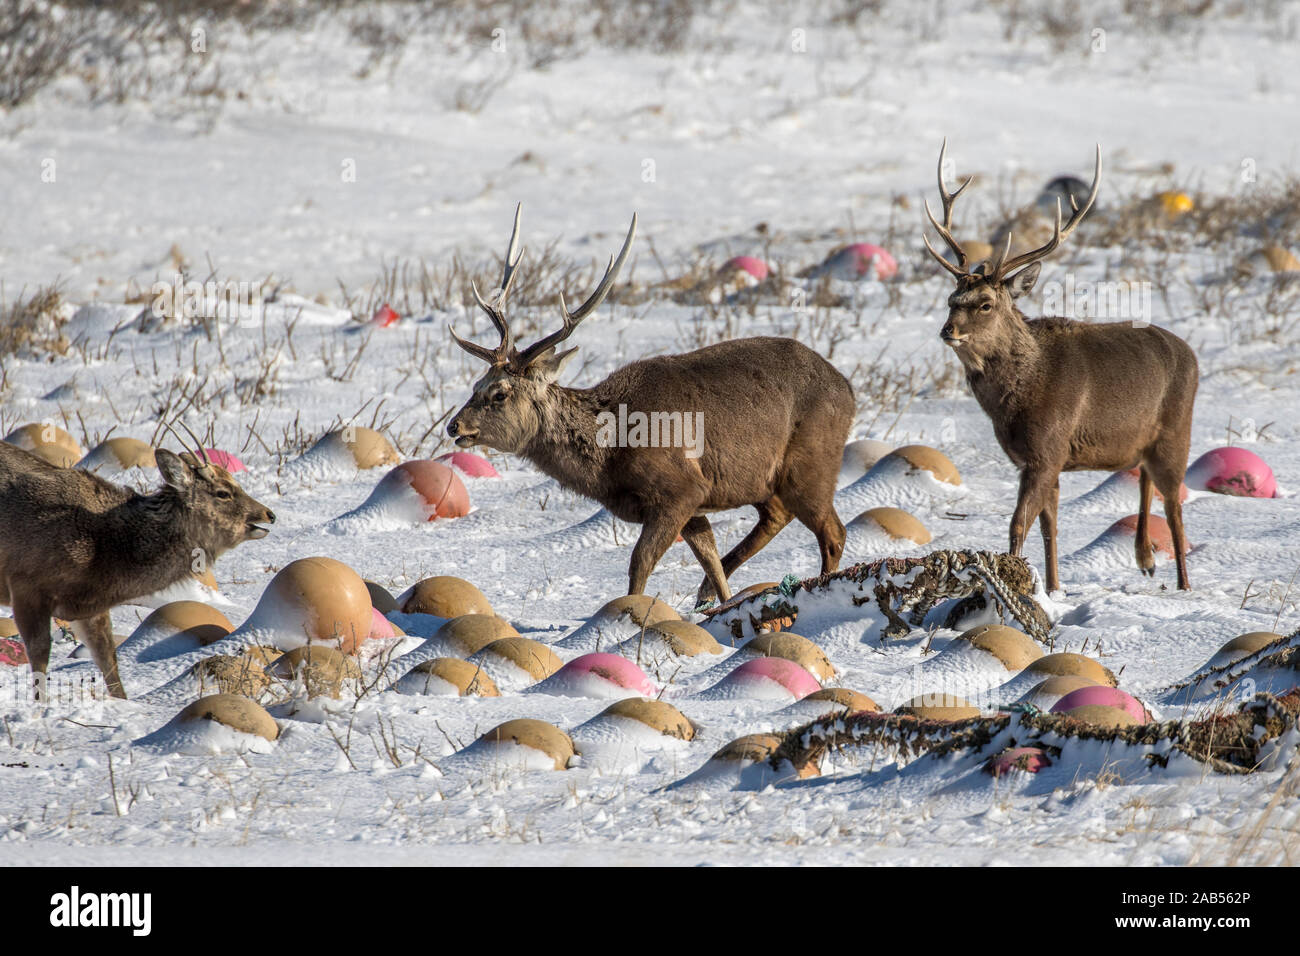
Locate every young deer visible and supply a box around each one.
[447,206,854,605]
[924,142,1198,591]
[0,431,275,698]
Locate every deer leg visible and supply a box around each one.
[1147,462,1191,590]
[1038,478,1061,593]
[680,516,732,605]
[719,499,794,579]
[1135,467,1156,578]
[70,613,127,699]
[628,514,692,596]
[1010,467,1059,563]
[12,598,52,702]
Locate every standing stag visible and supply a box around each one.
[0,428,275,698]
[924,142,1197,591]
[447,205,854,604]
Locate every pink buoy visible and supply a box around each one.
[372,304,400,328]
[721,256,769,281]
[717,657,822,699]
[0,637,28,667]
[368,606,396,641]
[987,746,1050,777]
[1186,447,1277,498]
[1050,685,1148,723]
[558,653,657,696]
[203,449,245,473]
[824,243,898,281]
[435,451,500,479]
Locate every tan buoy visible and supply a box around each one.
[176,694,278,741]
[882,445,961,485]
[139,601,233,646]
[1061,704,1138,729]
[598,698,695,740]
[895,693,981,720]
[801,687,880,713]
[743,632,835,682]
[1025,653,1117,687]
[594,595,680,628]
[401,576,493,618]
[434,614,519,656]
[307,426,401,469]
[247,556,373,653]
[476,719,576,770]
[957,624,1043,671]
[4,423,82,464]
[473,637,563,682]
[399,658,500,697]
[710,733,782,763]
[848,507,932,544]
[641,620,723,657]
[81,436,156,471]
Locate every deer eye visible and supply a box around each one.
[215,489,234,500]
[979,302,993,313]
[490,390,508,404]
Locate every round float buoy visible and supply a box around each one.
[202,449,245,473]
[1211,631,1283,668]
[741,632,835,682]
[77,436,156,473]
[705,657,822,700]
[472,637,564,683]
[176,694,278,741]
[537,652,658,699]
[988,746,1051,777]
[598,698,695,740]
[4,423,82,465]
[364,581,399,614]
[957,624,1042,671]
[1062,703,1138,729]
[138,601,233,647]
[895,693,981,721]
[840,439,893,483]
[1051,686,1148,723]
[401,576,493,618]
[1185,447,1277,498]
[475,719,576,770]
[848,506,932,545]
[396,657,499,697]
[434,614,519,656]
[244,556,373,653]
[638,620,723,657]
[303,426,401,470]
[883,445,961,485]
[1016,675,1103,709]
[192,654,271,698]
[1025,653,1117,686]
[801,687,879,713]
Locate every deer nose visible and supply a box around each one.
[447,418,460,439]
[265,510,276,523]
[940,322,955,340]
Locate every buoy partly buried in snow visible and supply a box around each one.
[396,657,500,697]
[473,719,576,771]
[535,652,658,699]
[434,451,500,478]
[847,506,931,545]
[241,556,374,654]
[400,576,493,618]
[1185,447,1277,498]
[176,694,279,741]
[77,436,156,474]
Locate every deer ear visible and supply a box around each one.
[155,449,193,491]
[1006,263,1041,299]
[525,346,579,383]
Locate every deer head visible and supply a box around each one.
[154,433,275,558]
[925,141,1101,365]
[447,204,637,454]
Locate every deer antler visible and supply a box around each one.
[159,419,213,473]
[922,139,975,280]
[449,203,524,367]
[989,144,1101,280]
[514,213,637,369]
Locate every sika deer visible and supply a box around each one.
[923,142,1198,591]
[447,206,854,605]
[0,429,275,698]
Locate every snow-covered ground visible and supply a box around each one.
[2,1,1300,865]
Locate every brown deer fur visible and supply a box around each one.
[447,207,853,604]
[0,442,275,698]
[925,142,1198,591]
